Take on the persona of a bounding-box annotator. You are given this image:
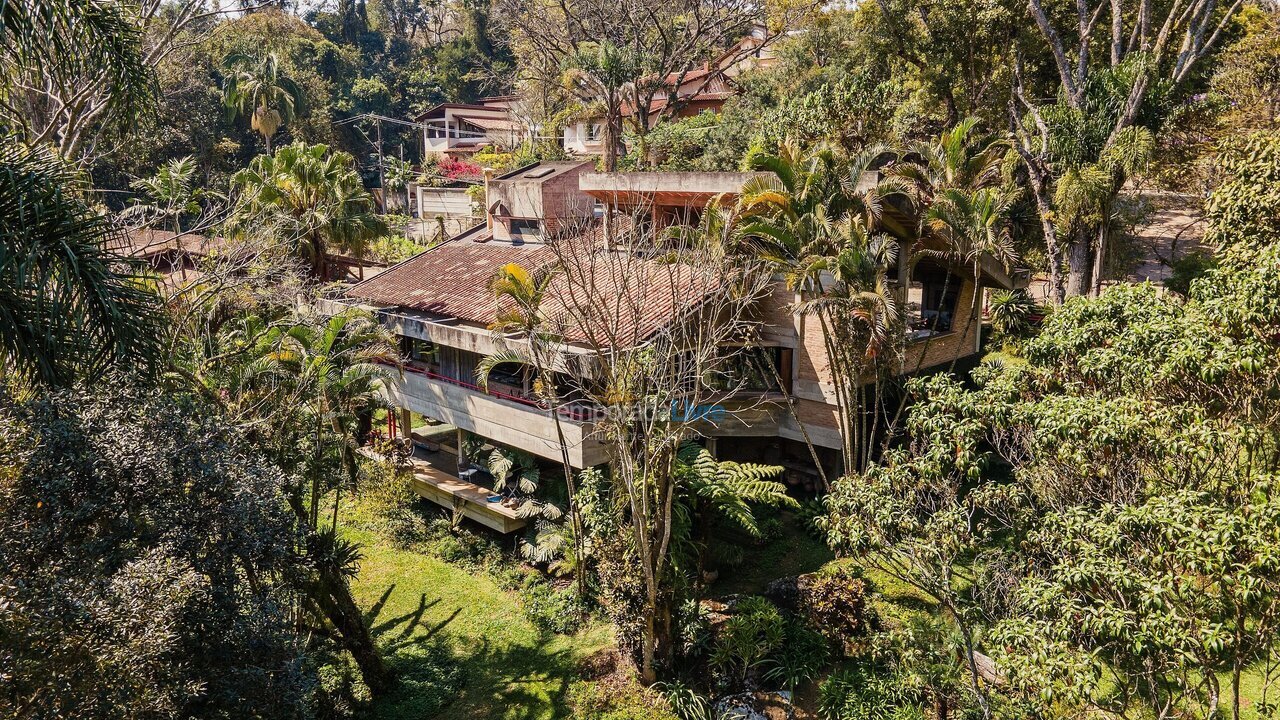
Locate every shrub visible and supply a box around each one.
[355,456,428,546]
[654,680,716,720]
[818,665,924,720]
[797,565,872,653]
[710,597,786,684]
[520,576,585,635]
[764,621,831,692]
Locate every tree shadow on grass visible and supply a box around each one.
[446,633,583,720]
[361,585,588,720]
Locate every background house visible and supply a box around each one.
[418,96,536,156]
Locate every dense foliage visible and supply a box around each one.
[0,385,311,718]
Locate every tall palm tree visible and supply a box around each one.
[290,311,395,698]
[923,186,1020,372]
[738,141,907,474]
[478,262,590,600]
[886,119,1010,379]
[273,310,395,532]
[563,40,642,171]
[231,142,386,279]
[170,307,397,695]
[0,143,161,386]
[222,52,303,155]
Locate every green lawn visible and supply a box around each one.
[341,520,615,720]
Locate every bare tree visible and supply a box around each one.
[534,210,774,682]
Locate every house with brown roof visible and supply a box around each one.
[418,96,534,157]
[563,26,777,156]
[331,161,1021,528]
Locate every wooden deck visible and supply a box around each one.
[359,447,527,533]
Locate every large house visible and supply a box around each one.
[334,162,1019,531]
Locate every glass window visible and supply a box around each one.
[510,218,541,237]
[707,347,791,392]
[400,336,436,364]
[906,268,962,339]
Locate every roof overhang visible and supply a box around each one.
[579,172,769,207]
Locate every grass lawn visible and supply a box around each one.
[340,519,616,720]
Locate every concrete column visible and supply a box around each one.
[705,436,718,457]
[398,407,413,440]
[456,428,468,472]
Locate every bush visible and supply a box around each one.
[818,665,925,720]
[797,565,872,653]
[520,576,585,635]
[710,597,786,685]
[355,456,429,546]
[764,621,831,692]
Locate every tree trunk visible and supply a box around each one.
[313,569,395,697]
[1065,226,1093,298]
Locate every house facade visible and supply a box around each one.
[418,96,534,156]
[563,26,777,157]
[335,162,1019,527]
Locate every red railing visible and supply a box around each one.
[378,358,598,423]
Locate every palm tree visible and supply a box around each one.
[887,119,1010,378]
[0,143,161,386]
[121,156,223,280]
[273,310,395,532]
[737,141,907,474]
[222,52,303,155]
[171,307,397,695]
[231,142,386,279]
[477,262,590,600]
[922,186,1020,372]
[890,118,1006,208]
[239,309,396,695]
[123,156,217,233]
[562,40,642,171]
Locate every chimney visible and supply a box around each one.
[483,167,495,230]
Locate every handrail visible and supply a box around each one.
[378,358,598,422]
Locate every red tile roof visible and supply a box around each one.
[344,220,718,346]
[112,228,231,258]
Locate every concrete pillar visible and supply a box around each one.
[456,428,468,472]
[705,436,718,457]
[398,407,413,440]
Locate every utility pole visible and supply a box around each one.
[375,117,385,214]
[400,143,412,217]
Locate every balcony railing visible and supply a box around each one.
[379,358,599,423]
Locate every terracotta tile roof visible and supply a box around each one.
[457,114,524,131]
[344,220,718,346]
[345,234,553,327]
[112,228,231,258]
